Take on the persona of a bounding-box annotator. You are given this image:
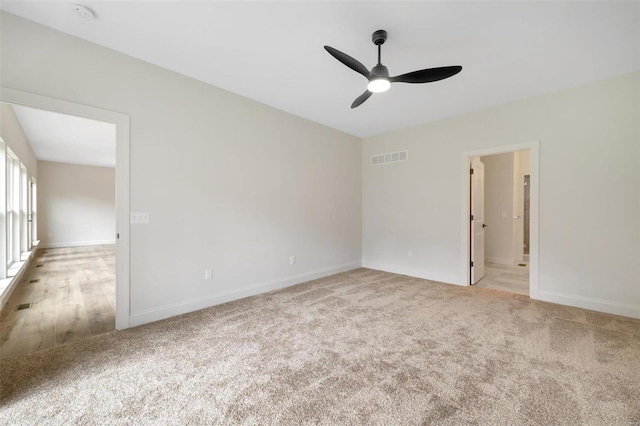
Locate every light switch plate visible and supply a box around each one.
[130,212,150,224]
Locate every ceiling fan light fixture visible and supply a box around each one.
[325,29,462,108]
[367,78,390,93]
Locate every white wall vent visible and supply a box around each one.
[371,150,408,166]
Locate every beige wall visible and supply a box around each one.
[480,150,531,265]
[363,71,640,318]
[38,161,115,248]
[481,152,515,265]
[2,11,638,320]
[0,12,362,323]
[1,103,37,178]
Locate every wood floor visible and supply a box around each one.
[475,262,529,295]
[0,245,115,359]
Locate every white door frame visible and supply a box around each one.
[1,87,131,329]
[460,141,539,299]
[470,157,485,284]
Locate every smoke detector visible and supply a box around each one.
[71,4,96,19]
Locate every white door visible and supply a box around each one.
[471,157,485,284]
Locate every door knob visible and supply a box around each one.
[482,224,487,228]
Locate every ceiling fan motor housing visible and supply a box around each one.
[370,64,389,78]
[372,29,387,45]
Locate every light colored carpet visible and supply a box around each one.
[1,268,639,424]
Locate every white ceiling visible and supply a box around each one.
[1,1,639,138]
[10,104,116,168]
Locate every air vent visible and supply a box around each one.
[16,303,32,311]
[371,150,408,166]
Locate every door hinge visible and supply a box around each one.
[470,261,474,267]
[470,214,474,221]
[470,168,474,175]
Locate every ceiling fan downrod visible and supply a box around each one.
[372,29,387,65]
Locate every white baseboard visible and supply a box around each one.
[536,290,640,319]
[129,261,362,327]
[485,257,515,265]
[361,261,464,286]
[40,240,116,249]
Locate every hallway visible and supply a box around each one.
[475,262,529,296]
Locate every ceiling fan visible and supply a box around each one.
[324,30,462,109]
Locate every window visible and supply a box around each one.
[6,150,14,267]
[20,164,28,256]
[1,143,36,279]
[0,138,37,280]
[0,138,5,279]
[6,148,20,269]
[30,178,37,248]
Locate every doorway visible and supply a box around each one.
[0,101,123,358]
[0,88,130,334]
[470,150,530,295]
[523,175,530,262]
[461,142,539,298]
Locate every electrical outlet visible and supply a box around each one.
[408,251,413,258]
[130,212,150,224]
[205,269,213,280]
[290,255,296,265]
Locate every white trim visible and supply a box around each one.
[0,241,39,309]
[40,240,116,249]
[130,262,361,327]
[461,141,540,299]
[362,261,464,286]
[1,87,131,330]
[485,257,515,266]
[537,290,640,320]
[0,137,6,280]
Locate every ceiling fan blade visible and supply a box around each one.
[324,46,370,79]
[390,66,462,84]
[351,90,373,109]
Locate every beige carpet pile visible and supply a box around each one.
[1,268,639,424]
